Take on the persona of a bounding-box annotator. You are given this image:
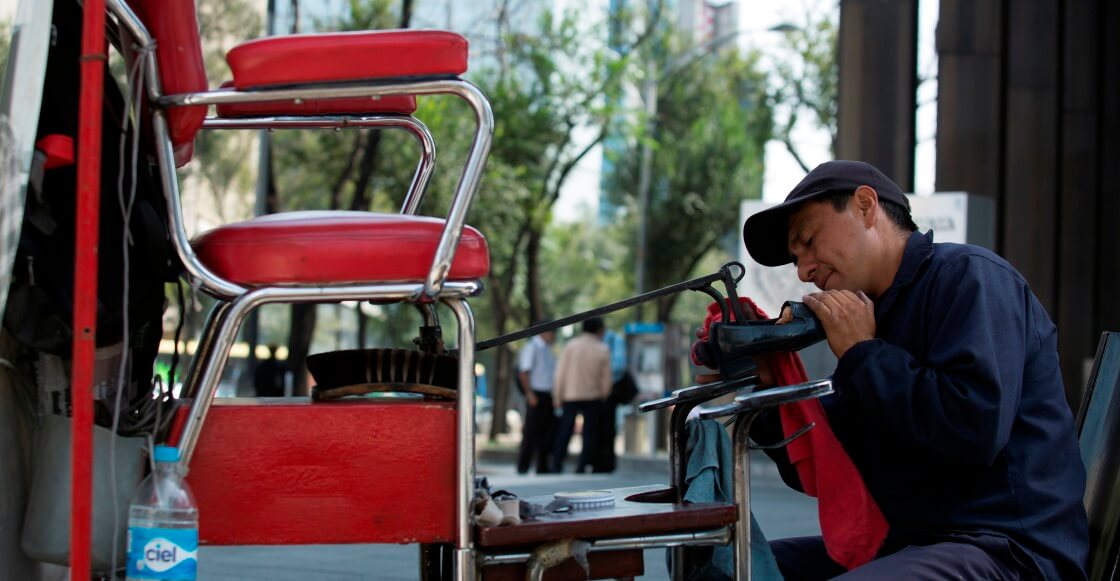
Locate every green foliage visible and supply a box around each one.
[0,20,10,76]
[605,38,773,322]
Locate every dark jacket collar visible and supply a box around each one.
[875,230,935,320]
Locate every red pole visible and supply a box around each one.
[72,0,106,577]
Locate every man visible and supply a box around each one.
[517,329,557,474]
[740,160,1088,579]
[551,317,613,473]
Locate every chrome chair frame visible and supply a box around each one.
[201,115,437,218]
[109,1,494,577]
[699,379,834,581]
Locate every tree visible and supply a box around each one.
[771,0,839,170]
[466,3,662,439]
[606,35,773,323]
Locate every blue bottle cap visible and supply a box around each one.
[153,445,180,463]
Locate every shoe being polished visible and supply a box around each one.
[705,301,825,380]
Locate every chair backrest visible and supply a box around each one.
[1076,331,1120,581]
[128,0,207,149]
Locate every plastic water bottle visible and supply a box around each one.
[126,445,199,581]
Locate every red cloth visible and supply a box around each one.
[697,297,889,570]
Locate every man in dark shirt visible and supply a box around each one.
[740,160,1088,579]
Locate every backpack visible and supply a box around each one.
[608,370,639,405]
[4,1,179,393]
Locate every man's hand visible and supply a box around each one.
[526,392,538,407]
[803,290,875,359]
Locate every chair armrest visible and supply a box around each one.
[697,379,833,420]
[639,375,760,412]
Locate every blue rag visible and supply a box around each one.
[677,417,784,580]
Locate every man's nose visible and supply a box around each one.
[797,259,816,284]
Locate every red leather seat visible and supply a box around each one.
[214,82,418,117]
[192,212,489,286]
[226,30,468,89]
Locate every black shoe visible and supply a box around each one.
[709,301,825,379]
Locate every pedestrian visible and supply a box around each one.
[516,329,557,474]
[725,160,1088,579]
[253,344,289,397]
[551,317,612,473]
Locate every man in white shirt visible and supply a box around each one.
[517,329,557,474]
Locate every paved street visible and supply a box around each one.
[199,453,818,580]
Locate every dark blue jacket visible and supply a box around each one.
[765,231,1089,579]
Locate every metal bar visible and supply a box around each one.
[479,527,733,567]
[71,0,107,575]
[152,110,246,298]
[163,79,466,107]
[201,114,426,130]
[202,114,437,217]
[424,81,492,298]
[733,413,757,581]
[179,302,232,400]
[668,404,691,580]
[697,380,834,421]
[639,375,760,412]
[444,299,477,581]
[475,262,746,352]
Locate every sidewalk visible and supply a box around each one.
[477,436,785,478]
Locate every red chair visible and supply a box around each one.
[108,0,492,577]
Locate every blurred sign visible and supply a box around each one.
[624,322,665,334]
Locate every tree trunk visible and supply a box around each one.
[525,228,543,322]
[348,130,382,211]
[489,344,513,441]
[486,277,516,440]
[287,303,316,395]
[357,308,367,349]
[398,0,413,29]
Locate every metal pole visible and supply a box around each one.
[72,0,107,575]
[635,69,656,319]
[733,414,755,581]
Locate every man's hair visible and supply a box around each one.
[820,190,918,233]
[582,317,605,334]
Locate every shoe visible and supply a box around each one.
[709,301,825,380]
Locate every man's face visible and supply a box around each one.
[541,331,556,344]
[786,198,874,293]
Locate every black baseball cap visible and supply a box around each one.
[743,160,911,267]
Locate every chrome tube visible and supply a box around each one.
[423,81,492,298]
[479,527,733,567]
[151,111,247,298]
[201,114,437,217]
[179,302,232,400]
[444,298,477,581]
[733,413,757,581]
[105,0,148,51]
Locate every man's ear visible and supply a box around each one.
[854,185,878,227]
